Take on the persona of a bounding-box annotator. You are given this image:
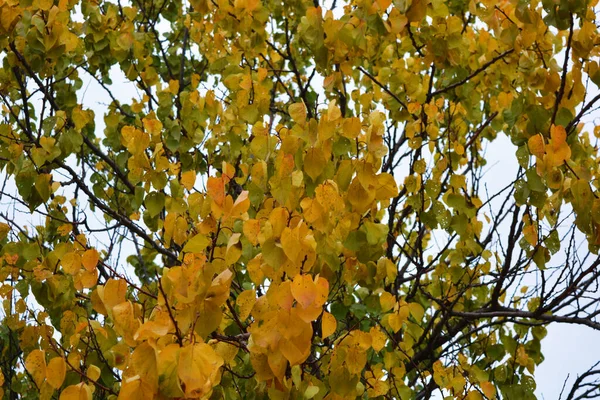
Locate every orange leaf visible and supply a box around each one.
[528,134,545,158]
[207,176,225,206]
[81,249,99,272]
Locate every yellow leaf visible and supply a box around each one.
[46,357,66,389]
[408,302,425,321]
[225,233,242,265]
[215,341,240,366]
[379,292,395,312]
[81,249,99,272]
[236,289,256,320]
[267,350,287,381]
[281,227,301,262]
[370,326,387,351]
[387,313,403,333]
[142,116,163,136]
[226,190,250,220]
[181,170,196,190]
[112,301,139,345]
[243,219,261,246]
[25,349,46,387]
[466,390,483,400]
[132,342,158,391]
[117,377,154,400]
[523,224,537,246]
[327,101,342,121]
[86,365,101,382]
[157,344,184,398]
[40,137,56,153]
[291,275,329,309]
[101,278,127,310]
[347,177,375,213]
[57,224,72,237]
[168,79,180,94]
[173,216,188,246]
[289,102,307,124]
[134,316,171,341]
[375,173,399,200]
[71,107,91,131]
[1,5,20,31]
[59,383,92,400]
[61,252,81,275]
[321,311,336,338]
[37,0,53,11]
[546,125,571,166]
[182,233,210,253]
[342,117,361,139]
[304,147,326,181]
[178,343,224,398]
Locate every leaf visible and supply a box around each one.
[370,326,387,351]
[321,311,336,338]
[61,252,81,275]
[145,192,165,218]
[207,176,226,206]
[0,222,10,241]
[177,343,224,398]
[236,289,256,320]
[406,0,427,22]
[304,147,326,181]
[375,173,399,200]
[291,275,329,309]
[225,233,242,265]
[304,385,320,399]
[117,377,154,400]
[527,134,545,158]
[481,381,496,399]
[289,102,307,124]
[59,383,92,400]
[347,177,375,213]
[546,125,571,166]
[86,365,101,382]
[342,117,361,139]
[131,342,158,391]
[182,234,210,253]
[181,170,196,190]
[408,302,425,321]
[262,239,287,268]
[157,344,184,398]
[25,350,46,387]
[46,357,66,389]
[243,219,261,246]
[81,249,99,272]
[379,292,395,312]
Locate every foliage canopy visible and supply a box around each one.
[1,0,600,399]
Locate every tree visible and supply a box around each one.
[0,0,600,398]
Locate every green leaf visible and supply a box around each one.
[145,192,165,217]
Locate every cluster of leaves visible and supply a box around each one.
[1,0,600,399]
